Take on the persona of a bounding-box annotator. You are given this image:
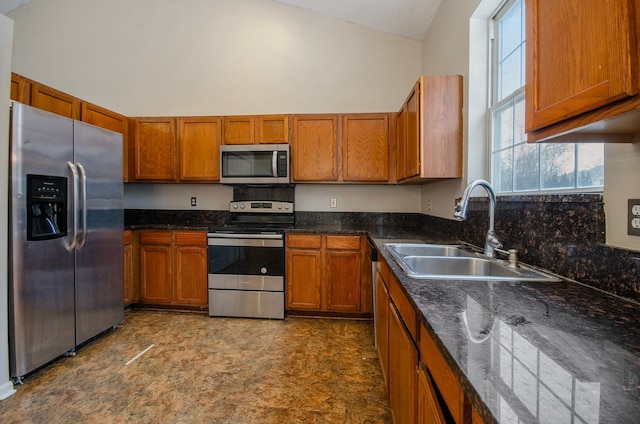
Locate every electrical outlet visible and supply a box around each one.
[330,197,337,208]
[191,197,197,207]
[628,199,640,236]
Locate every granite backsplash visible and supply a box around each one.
[297,194,640,303]
[125,194,640,303]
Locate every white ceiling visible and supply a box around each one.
[272,0,441,41]
[0,0,29,14]
[1,0,440,41]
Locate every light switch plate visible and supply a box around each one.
[628,199,640,236]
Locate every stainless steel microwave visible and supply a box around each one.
[220,144,290,185]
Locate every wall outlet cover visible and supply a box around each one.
[628,199,640,236]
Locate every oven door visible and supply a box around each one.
[207,235,284,291]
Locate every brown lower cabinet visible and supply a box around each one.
[123,230,136,306]
[285,233,370,315]
[376,255,469,424]
[139,230,208,309]
[389,303,418,424]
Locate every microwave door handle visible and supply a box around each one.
[272,151,278,177]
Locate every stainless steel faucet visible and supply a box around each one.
[453,179,503,258]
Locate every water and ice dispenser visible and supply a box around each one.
[26,174,67,240]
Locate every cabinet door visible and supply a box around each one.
[10,73,30,103]
[174,245,208,306]
[389,304,418,424]
[291,115,338,182]
[173,231,208,306]
[325,250,361,311]
[134,118,177,181]
[223,116,255,144]
[257,115,289,144]
[286,249,322,310]
[140,244,172,304]
[396,105,408,181]
[30,82,80,119]
[324,235,362,311]
[418,365,447,424]
[178,117,222,181]
[419,325,464,423]
[375,270,390,393]
[526,0,638,131]
[123,231,133,306]
[405,83,420,179]
[80,102,129,181]
[342,114,389,182]
[422,75,463,178]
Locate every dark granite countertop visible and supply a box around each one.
[371,235,640,424]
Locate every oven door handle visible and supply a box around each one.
[208,237,283,247]
[207,232,284,240]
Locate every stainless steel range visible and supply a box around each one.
[207,200,294,319]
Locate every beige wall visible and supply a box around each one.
[419,0,640,252]
[8,0,423,213]
[8,0,421,116]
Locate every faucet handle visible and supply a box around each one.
[486,230,503,249]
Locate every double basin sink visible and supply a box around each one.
[384,243,559,282]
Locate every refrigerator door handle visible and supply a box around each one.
[77,162,88,249]
[66,161,80,251]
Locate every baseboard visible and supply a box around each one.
[0,380,16,400]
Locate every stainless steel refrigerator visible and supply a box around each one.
[8,102,124,380]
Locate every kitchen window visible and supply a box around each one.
[489,0,604,193]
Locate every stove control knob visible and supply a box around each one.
[232,204,238,209]
[277,204,283,210]
[260,267,267,274]
[240,203,245,209]
[285,204,291,210]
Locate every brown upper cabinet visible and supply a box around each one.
[291,113,391,183]
[396,75,463,183]
[10,73,30,103]
[80,102,130,181]
[258,115,290,144]
[11,73,130,181]
[223,116,255,144]
[131,116,222,182]
[525,0,640,142]
[132,118,178,181]
[30,82,80,120]
[178,117,222,181]
[342,114,390,182]
[291,114,339,182]
[223,115,290,144]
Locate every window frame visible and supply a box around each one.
[488,0,604,195]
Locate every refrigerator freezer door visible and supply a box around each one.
[73,121,124,346]
[9,103,76,378]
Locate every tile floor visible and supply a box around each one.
[0,311,391,423]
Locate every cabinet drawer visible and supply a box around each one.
[124,230,132,245]
[388,273,418,342]
[140,231,171,245]
[174,231,207,246]
[419,324,463,423]
[287,234,322,249]
[326,235,361,250]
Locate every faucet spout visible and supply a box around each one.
[453,179,502,257]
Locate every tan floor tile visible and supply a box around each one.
[0,311,391,423]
